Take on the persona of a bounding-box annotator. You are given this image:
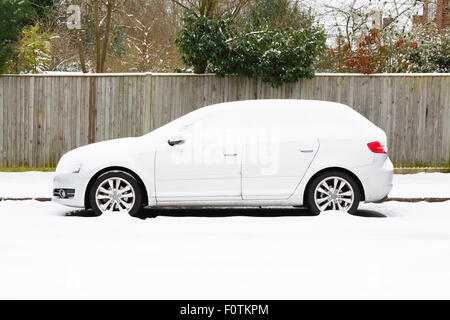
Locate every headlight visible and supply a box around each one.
[71,163,81,173]
[55,160,82,174]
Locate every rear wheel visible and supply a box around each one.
[89,170,143,217]
[306,171,360,215]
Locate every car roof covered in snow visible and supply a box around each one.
[201,99,370,126]
[204,99,352,113]
[152,99,384,141]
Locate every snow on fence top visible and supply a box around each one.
[0,72,449,77]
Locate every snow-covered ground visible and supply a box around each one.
[0,200,449,299]
[390,173,450,198]
[1,171,449,199]
[0,172,449,299]
[0,172,55,198]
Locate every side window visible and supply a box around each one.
[188,109,243,130]
[179,109,246,150]
[159,109,212,135]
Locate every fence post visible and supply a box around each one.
[88,77,97,144]
[143,73,153,134]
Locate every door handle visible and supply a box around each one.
[300,149,314,153]
[168,139,185,146]
[224,153,238,157]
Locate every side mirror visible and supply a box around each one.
[168,136,185,146]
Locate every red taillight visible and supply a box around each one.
[367,141,387,154]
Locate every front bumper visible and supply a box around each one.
[52,173,89,208]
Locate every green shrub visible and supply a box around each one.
[175,11,326,87]
[17,24,55,73]
[0,0,34,73]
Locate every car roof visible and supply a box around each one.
[204,99,345,109]
[149,99,383,141]
[200,99,361,122]
[197,99,381,138]
[203,99,352,114]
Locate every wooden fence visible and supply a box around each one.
[0,73,449,168]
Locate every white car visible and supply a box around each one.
[53,99,393,216]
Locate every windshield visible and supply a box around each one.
[143,107,209,137]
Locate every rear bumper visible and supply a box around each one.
[354,157,394,202]
[52,173,88,208]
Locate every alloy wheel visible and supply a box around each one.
[314,176,354,212]
[95,177,136,213]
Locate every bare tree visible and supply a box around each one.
[314,0,420,47]
[76,29,88,72]
[66,0,124,73]
[170,0,251,18]
[120,0,183,72]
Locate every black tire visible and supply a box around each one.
[89,170,143,217]
[305,170,360,215]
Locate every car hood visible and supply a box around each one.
[70,137,143,157]
[56,137,145,174]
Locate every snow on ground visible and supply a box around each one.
[390,173,450,198]
[0,171,449,299]
[0,200,450,299]
[0,171,449,199]
[0,172,55,198]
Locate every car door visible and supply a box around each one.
[241,106,319,200]
[154,109,242,202]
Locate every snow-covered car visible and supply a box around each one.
[53,99,393,216]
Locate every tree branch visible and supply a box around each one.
[170,0,198,18]
[100,0,114,73]
[76,29,87,73]
[94,0,101,72]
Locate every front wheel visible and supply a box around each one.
[89,170,143,217]
[305,171,360,215]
